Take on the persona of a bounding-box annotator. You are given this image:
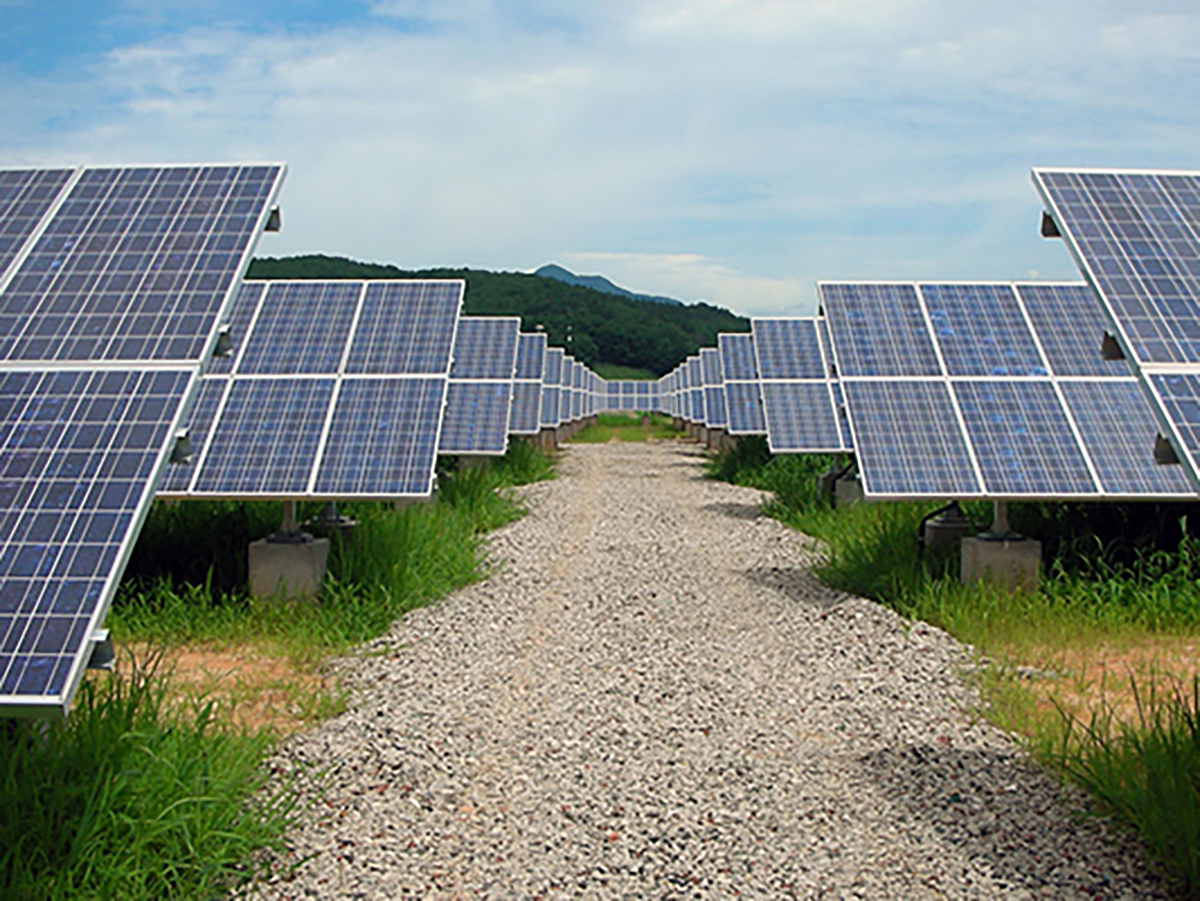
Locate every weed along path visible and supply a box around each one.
[256,441,1164,899]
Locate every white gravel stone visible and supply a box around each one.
[248,441,1168,899]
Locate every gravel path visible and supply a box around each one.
[254,440,1166,899]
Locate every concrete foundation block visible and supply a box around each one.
[961,537,1042,592]
[249,537,330,600]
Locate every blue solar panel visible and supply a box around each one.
[701,348,723,385]
[1149,373,1200,464]
[725,382,765,434]
[753,320,825,379]
[0,169,73,279]
[450,318,520,380]
[0,368,192,711]
[844,381,981,497]
[704,386,728,427]
[543,348,563,385]
[1062,380,1192,496]
[344,281,462,375]
[954,380,1095,495]
[237,281,360,375]
[193,379,334,496]
[540,386,561,427]
[718,334,756,381]
[509,382,543,434]
[208,281,264,375]
[1016,283,1131,377]
[440,381,512,454]
[820,283,941,377]
[515,333,546,380]
[159,377,227,493]
[1035,169,1200,366]
[315,379,445,495]
[0,165,284,364]
[920,284,1048,376]
[761,382,842,452]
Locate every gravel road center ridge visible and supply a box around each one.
[256,441,1165,899]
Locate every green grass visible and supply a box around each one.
[0,655,294,900]
[592,362,658,381]
[708,437,1200,890]
[0,441,557,898]
[111,441,554,660]
[1054,678,1200,898]
[570,412,680,443]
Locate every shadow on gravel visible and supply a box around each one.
[744,566,844,612]
[859,744,1166,898]
[701,501,763,521]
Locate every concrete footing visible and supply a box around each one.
[961,537,1042,592]
[249,537,330,600]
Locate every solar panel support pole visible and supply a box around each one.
[980,500,1022,541]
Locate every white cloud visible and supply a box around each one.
[1,1,1197,311]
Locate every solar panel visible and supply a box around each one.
[450,317,520,380]
[1034,168,1200,491]
[541,348,564,427]
[705,386,728,428]
[725,381,765,434]
[317,379,445,494]
[164,279,463,498]
[0,169,73,279]
[0,163,286,717]
[0,165,283,364]
[701,347,724,385]
[509,382,543,434]
[820,280,1193,499]
[237,281,360,375]
[719,334,757,381]
[751,318,848,452]
[439,382,512,455]
[515,333,546,380]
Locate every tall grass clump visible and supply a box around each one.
[1054,678,1200,897]
[0,657,293,899]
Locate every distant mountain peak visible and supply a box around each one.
[534,263,683,306]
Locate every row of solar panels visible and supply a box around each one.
[157,279,607,500]
[653,283,1195,502]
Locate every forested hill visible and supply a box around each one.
[246,254,748,376]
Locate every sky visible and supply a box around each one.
[3,1,1200,316]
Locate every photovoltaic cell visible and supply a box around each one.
[0,368,192,707]
[237,281,360,375]
[540,386,561,427]
[821,283,941,377]
[315,379,444,495]
[439,381,512,454]
[844,380,981,497]
[193,379,334,496]
[0,165,283,364]
[1016,283,1130,378]
[954,380,1094,496]
[1062,380,1192,496]
[920,284,1047,376]
[700,347,723,385]
[725,382,765,434]
[344,281,462,375]
[0,169,73,278]
[760,382,841,452]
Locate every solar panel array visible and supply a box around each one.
[0,163,286,717]
[1034,168,1200,493]
[819,281,1193,500]
[161,279,463,498]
